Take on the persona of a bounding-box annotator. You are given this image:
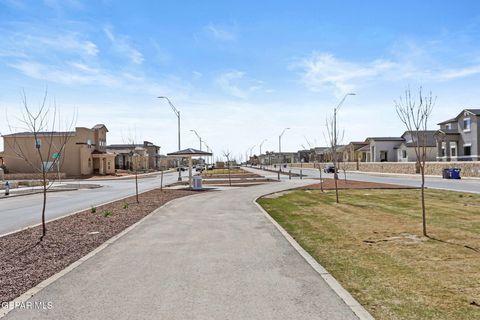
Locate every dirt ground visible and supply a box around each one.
[0,188,196,304]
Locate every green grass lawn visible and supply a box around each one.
[258,188,480,320]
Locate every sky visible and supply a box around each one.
[1,0,480,161]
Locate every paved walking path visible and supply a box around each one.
[5,181,359,320]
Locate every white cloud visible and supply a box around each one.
[0,30,98,58]
[205,23,237,41]
[104,26,144,64]
[192,71,202,80]
[293,51,480,95]
[293,53,397,94]
[215,70,262,99]
[9,61,120,86]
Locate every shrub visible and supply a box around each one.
[123,203,129,209]
[90,206,97,213]
[101,210,112,218]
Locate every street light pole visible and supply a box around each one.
[259,139,267,168]
[190,129,202,151]
[278,127,290,170]
[158,96,182,181]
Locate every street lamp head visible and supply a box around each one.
[347,92,356,96]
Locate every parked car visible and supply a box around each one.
[324,165,337,173]
[195,165,205,172]
[176,166,187,172]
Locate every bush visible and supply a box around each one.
[101,210,112,218]
[123,203,129,209]
[90,206,97,213]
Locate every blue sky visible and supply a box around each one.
[1,0,480,159]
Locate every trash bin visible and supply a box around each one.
[192,176,203,190]
[449,168,461,179]
[442,168,451,179]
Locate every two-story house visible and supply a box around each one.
[435,109,480,161]
[1,124,115,176]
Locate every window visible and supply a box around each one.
[446,123,451,129]
[463,118,471,131]
[450,142,457,157]
[464,145,472,156]
[441,142,446,157]
[402,150,407,158]
[87,139,92,146]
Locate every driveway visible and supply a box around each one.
[4,181,359,320]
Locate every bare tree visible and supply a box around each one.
[395,87,435,237]
[6,91,76,241]
[123,129,141,203]
[325,115,344,203]
[222,150,232,186]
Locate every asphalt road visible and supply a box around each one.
[0,171,188,236]
[256,165,480,194]
[4,180,359,320]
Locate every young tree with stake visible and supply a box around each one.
[395,87,435,237]
[6,91,76,241]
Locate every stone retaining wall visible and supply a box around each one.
[290,162,480,177]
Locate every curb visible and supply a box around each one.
[0,192,196,319]
[253,194,375,320]
[0,188,78,200]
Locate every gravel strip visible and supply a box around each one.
[0,188,196,304]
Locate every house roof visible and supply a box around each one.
[401,130,437,147]
[365,137,404,142]
[437,109,480,125]
[357,144,370,152]
[92,124,109,132]
[167,148,212,157]
[1,131,75,137]
[435,129,460,135]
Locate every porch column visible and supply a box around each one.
[99,157,104,175]
[436,138,443,160]
[445,139,451,161]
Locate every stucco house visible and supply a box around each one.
[365,137,404,162]
[435,109,480,161]
[342,142,369,162]
[107,141,160,171]
[396,131,437,162]
[1,124,115,176]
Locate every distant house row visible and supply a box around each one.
[0,124,175,177]
[254,109,480,165]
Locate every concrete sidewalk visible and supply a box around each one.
[4,181,360,320]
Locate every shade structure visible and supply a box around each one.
[167,148,212,157]
[167,148,213,188]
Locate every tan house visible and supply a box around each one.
[342,142,369,162]
[107,141,160,171]
[1,124,115,177]
[106,145,150,172]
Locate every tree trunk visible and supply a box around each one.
[40,173,47,241]
[421,165,427,236]
[135,171,139,203]
[333,159,339,203]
